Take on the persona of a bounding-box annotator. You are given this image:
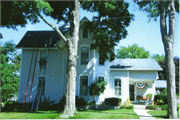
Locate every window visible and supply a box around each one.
[80,76,88,95]
[99,54,104,65]
[114,79,121,96]
[38,77,46,95]
[83,30,88,38]
[81,47,89,65]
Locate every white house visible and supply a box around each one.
[16,17,163,105]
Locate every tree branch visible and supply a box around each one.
[37,13,67,42]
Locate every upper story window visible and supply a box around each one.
[99,54,104,65]
[83,30,88,38]
[81,47,89,65]
[80,76,88,95]
[114,79,121,96]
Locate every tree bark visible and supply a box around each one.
[60,0,80,118]
[160,1,177,119]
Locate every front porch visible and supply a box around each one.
[129,79,155,105]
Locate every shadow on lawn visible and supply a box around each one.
[1,101,64,113]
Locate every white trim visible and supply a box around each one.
[79,74,89,96]
[80,44,90,65]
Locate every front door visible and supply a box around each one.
[129,84,134,101]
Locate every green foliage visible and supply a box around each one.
[146,94,153,99]
[89,79,107,98]
[82,1,134,61]
[1,1,53,30]
[116,44,150,58]
[1,41,21,101]
[134,1,179,22]
[105,97,121,106]
[59,95,90,108]
[156,57,179,93]
[154,94,167,105]
[120,105,134,109]
[151,54,165,62]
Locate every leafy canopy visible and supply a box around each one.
[116,43,150,58]
[1,1,134,62]
[1,41,21,100]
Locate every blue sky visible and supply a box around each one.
[1,1,179,57]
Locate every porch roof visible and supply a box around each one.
[110,59,163,71]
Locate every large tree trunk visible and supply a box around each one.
[160,1,177,119]
[60,0,80,118]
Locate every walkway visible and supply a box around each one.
[133,104,155,119]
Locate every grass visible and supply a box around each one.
[0,109,139,119]
[147,110,180,119]
[1,102,139,119]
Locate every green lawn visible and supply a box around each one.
[0,109,139,119]
[147,110,180,119]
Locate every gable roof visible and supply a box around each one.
[16,16,90,48]
[155,80,167,88]
[110,59,163,71]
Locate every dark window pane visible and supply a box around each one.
[98,77,104,82]
[80,76,88,95]
[83,30,88,38]
[81,47,89,64]
[99,55,104,65]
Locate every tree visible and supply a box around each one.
[134,0,179,118]
[116,44,150,58]
[153,55,179,94]
[151,54,165,62]
[1,1,134,117]
[89,78,107,103]
[1,41,21,101]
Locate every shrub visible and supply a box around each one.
[126,105,134,109]
[89,79,107,103]
[105,97,121,106]
[154,94,167,105]
[120,105,134,109]
[59,95,90,107]
[120,105,126,109]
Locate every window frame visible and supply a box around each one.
[83,29,88,38]
[113,76,122,97]
[80,45,90,65]
[79,75,89,96]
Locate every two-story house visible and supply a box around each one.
[16,17,162,106]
